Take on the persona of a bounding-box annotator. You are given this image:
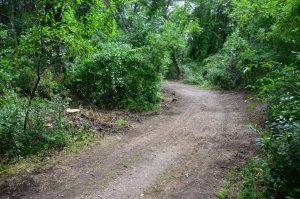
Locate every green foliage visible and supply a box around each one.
[0,92,69,160]
[231,0,300,64]
[70,43,162,111]
[200,32,253,89]
[255,66,300,198]
[188,0,232,61]
[187,0,300,89]
[260,128,300,198]
[236,160,266,199]
[144,4,201,80]
[216,188,229,199]
[38,69,69,98]
[255,66,300,123]
[0,25,14,93]
[182,62,207,85]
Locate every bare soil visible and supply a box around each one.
[0,82,265,199]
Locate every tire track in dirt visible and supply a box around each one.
[0,82,262,199]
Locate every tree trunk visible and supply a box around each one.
[23,3,48,132]
[9,0,17,46]
[171,53,181,80]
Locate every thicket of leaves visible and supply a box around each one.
[0,92,69,159]
[256,66,300,198]
[70,43,162,111]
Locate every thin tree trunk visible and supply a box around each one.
[23,1,48,132]
[171,53,181,80]
[165,0,172,12]
[9,0,17,46]
[23,61,42,132]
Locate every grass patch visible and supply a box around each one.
[0,131,96,179]
[115,118,129,127]
[216,188,230,199]
[216,158,267,199]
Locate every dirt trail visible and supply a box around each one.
[1,82,262,199]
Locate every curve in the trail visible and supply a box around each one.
[1,82,260,199]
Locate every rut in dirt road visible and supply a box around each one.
[1,82,261,199]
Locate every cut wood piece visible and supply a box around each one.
[66,108,81,113]
[44,123,53,128]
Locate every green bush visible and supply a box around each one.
[256,65,300,198]
[184,32,256,89]
[0,26,15,93]
[69,42,162,111]
[202,33,254,89]
[38,69,68,98]
[261,128,300,198]
[217,65,300,199]
[0,92,70,160]
[182,62,206,85]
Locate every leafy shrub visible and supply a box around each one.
[261,128,300,198]
[0,92,70,160]
[217,65,300,199]
[0,26,15,93]
[38,69,68,98]
[256,65,300,198]
[184,32,256,89]
[12,67,36,94]
[69,42,162,111]
[182,62,206,85]
[202,32,254,89]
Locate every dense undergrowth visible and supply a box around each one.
[69,43,162,111]
[0,91,95,165]
[0,92,68,159]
